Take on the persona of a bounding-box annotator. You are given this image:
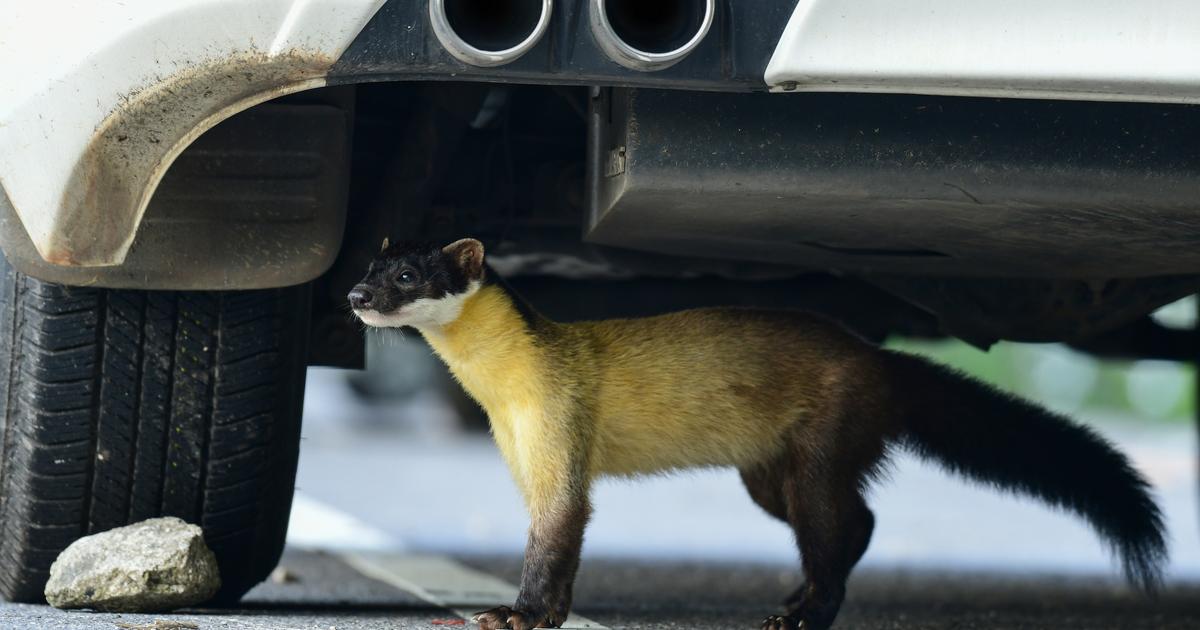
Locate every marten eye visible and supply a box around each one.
[398,270,417,284]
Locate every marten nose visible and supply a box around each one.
[347,287,374,309]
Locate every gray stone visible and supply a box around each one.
[44,517,221,612]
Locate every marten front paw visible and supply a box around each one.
[761,614,805,630]
[472,606,515,630]
[472,605,560,630]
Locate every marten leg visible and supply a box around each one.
[760,476,871,630]
[473,494,590,630]
[740,460,789,522]
[474,425,592,630]
[844,497,875,572]
[756,434,879,630]
[781,494,874,616]
[742,458,875,619]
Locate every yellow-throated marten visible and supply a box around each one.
[349,238,1166,630]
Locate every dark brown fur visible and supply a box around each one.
[741,358,891,629]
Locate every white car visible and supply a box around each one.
[1,0,1198,604]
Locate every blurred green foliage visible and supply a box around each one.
[886,297,1197,425]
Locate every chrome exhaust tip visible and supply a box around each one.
[590,0,715,71]
[430,0,553,67]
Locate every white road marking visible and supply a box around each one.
[288,494,606,627]
[287,491,403,551]
[343,552,609,629]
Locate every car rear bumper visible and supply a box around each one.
[766,0,1200,103]
[1,0,1198,283]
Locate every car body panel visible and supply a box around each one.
[0,0,385,267]
[766,0,1200,103]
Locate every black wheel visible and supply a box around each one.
[0,255,310,603]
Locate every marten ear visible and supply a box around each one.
[442,238,485,280]
[380,237,390,252]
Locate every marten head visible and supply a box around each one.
[348,238,485,329]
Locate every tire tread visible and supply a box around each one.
[0,260,309,603]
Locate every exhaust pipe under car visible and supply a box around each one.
[430,0,553,67]
[590,0,715,71]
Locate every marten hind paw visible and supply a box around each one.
[472,605,560,630]
[761,614,805,630]
[782,588,808,613]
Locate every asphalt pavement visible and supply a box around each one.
[4,549,1200,630]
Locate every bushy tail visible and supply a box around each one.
[883,349,1167,592]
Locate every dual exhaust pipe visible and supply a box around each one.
[430,0,714,70]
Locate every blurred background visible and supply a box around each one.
[287,296,1200,581]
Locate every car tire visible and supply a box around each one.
[0,255,310,603]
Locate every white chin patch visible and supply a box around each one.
[354,281,481,330]
[353,309,412,328]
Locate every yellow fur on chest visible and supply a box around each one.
[421,287,572,511]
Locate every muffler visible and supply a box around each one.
[586,88,1200,278]
[430,0,553,67]
[589,0,715,71]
